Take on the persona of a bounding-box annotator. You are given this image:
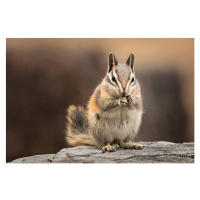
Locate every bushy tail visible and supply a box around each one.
[65,105,96,147]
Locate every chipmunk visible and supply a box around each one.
[65,53,143,152]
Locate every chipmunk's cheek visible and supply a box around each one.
[126,87,130,94]
[117,88,122,96]
[130,84,137,92]
[110,86,120,97]
[126,87,132,96]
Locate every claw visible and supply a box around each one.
[119,97,128,105]
[102,145,116,153]
[126,95,134,103]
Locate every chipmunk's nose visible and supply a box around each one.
[122,88,126,97]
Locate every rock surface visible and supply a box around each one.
[10,142,194,163]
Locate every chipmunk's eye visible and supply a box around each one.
[112,75,116,82]
[131,77,134,83]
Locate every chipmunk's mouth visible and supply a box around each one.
[121,92,129,97]
[121,93,126,97]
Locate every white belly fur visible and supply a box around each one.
[99,106,142,143]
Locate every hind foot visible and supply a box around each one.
[119,142,143,149]
[102,143,116,153]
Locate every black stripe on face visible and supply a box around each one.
[107,75,116,87]
[129,72,136,85]
[111,71,118,86]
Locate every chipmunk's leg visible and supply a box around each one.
[119,141,143,149]
[102,143,116,153]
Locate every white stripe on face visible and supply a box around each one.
[113,71,123,91]
[125,72,135,92]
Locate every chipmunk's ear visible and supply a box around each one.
[108,52,118,73]
[126,53,134,72]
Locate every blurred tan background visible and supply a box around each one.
[6,38,194,162]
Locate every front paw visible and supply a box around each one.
[126,95,134,103]
[119,97,128,105]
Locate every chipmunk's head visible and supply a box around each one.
[106,52,138,98]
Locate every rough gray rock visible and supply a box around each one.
[10,142,194,163]
[10,154,56,163]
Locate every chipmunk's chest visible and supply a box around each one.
[103,106,136,121]
[98,106,142,142]
[103,105,141,129]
